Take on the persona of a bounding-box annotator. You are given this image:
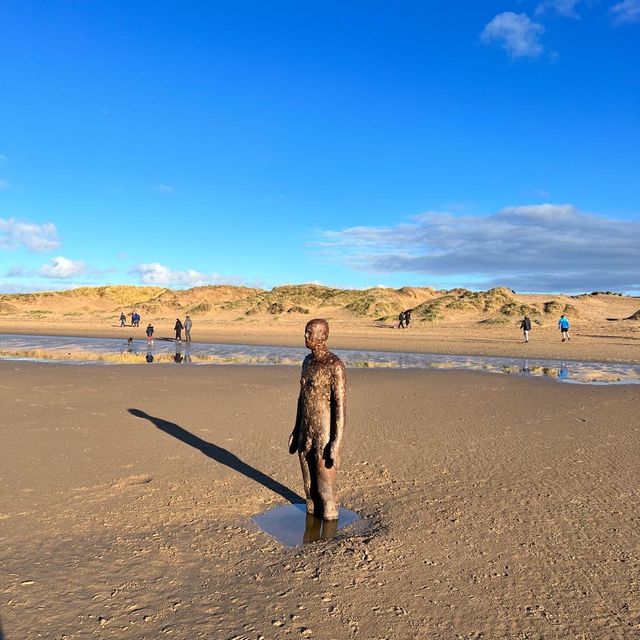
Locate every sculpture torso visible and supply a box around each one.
[298,351,345,455]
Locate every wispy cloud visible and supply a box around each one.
[40,256,87,279]
[0,280,76,293]
[0,218,60,252]
[6,266,25,277]
[535,0,584,18]
[132,262,246,287]
[153,184,174,195]
[0,178,10,191]
[611,0,640,24]
[319,204,640,293]
[481,12,545,58]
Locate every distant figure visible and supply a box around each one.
[397,311,406,329]
[520,315,532,342]
[127,336,134,351]
[289,319,346,521]
[558,314,571,342]
[119,312,127,327]
[558,365,569,379]
[146,323,154,344]
[174,342,183,363]
[403,309,413,328]
[132,311,140,327]
[184,315,193,342]
[174,318,183,341]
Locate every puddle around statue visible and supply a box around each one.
[252,504,360,546]
[1,333,640,385]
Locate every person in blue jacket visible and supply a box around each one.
[558,314,571,342]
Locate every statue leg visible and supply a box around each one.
[298,451,316,515]
[316,458,338,520]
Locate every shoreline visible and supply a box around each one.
[1,320,639,364]
[2,334,640,386]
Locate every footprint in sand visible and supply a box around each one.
[111,474,153,489]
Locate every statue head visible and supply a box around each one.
[304,318,329,350]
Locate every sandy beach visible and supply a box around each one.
[1,318,640,365]
[1,360,639,639]
[3,1,638,637]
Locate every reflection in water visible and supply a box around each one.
[252,503,360,547]
[303,513,339,543]
[1,333,639,385]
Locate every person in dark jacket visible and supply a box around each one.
[403,309,413,328]
[520,315,532,342]
[174,318,183,341]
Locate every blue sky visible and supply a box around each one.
[1,0,638,294]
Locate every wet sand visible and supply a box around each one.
[0,317,639,364]
[1,361,639,639]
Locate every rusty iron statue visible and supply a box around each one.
[289,319,346,520]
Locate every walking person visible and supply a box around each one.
[558,314,571,342]
[184,315,192,342]
[397,311,406,329]
[403,309,413,329]
[119,312,127,327]
[174,318,183,341]
[146,323,154,344]
[520,315,532,342]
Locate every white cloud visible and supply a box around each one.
[132,262,246,287]
[611,0,640,23]
[40,256,87,279]
[481,12,545,58]
[0,178,10,190]
[0,218,60,252]
[153,184,174,194]
[535,0,584,18]
[319,204,640,293]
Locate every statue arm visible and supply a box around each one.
[328,361,346,464]
[289,388,303,454]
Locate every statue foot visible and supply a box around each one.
[322,502,339,521]
[305,499,315,515]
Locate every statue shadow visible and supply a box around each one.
[128,409,303,505]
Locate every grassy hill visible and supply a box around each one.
[0,284,637,327]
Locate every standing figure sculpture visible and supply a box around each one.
[289,319,346,521]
